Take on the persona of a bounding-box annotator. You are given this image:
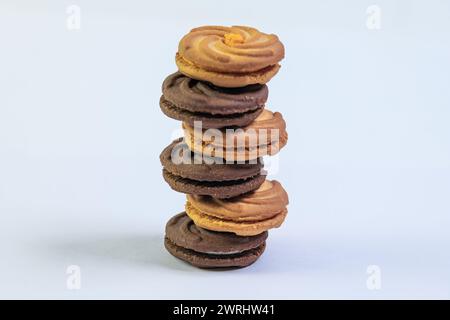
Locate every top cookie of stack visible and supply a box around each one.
[176,25,285,88]
[161,25,285,131]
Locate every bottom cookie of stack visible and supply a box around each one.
[165,212,267,268]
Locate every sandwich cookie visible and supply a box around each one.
[176,26,285,87]
[183,109,288,161]
[165,212,267,268]
[186,180,289,236]
[160,138,266,198]
[160,72,268,128]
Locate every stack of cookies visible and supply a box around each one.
[159,26,289,268]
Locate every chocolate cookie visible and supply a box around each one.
[160,138,266,198]
[164,212,267,268]
[160,72,268,128]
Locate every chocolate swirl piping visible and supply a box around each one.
[166,212,268,254]
[162,72,268,115]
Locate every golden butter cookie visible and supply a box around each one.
[176,26,284,87]
[186,180,289,236]
[183,109,288,161]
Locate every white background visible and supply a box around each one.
[0,0,449,299]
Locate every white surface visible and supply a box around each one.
[0,0,449,299]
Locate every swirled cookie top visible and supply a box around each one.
[165,212,267,254]
[187,180,289,222]
[162,72,268,114]
[178,26,285,73]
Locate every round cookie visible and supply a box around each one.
[160,72,268,128]
[176,26,285,87]
[160,138,266,198]
[186,202,287,237]
[183,109,288,161]
[164,212,268,268]
[186,180,289,236]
